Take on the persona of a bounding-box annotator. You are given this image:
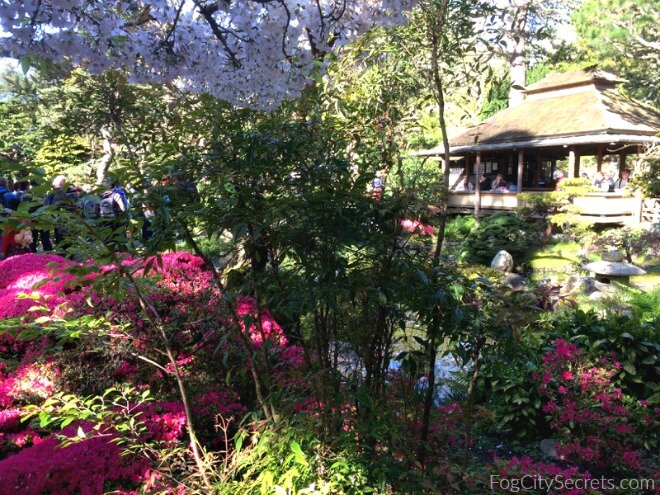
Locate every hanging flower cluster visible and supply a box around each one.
[0,1,417,109]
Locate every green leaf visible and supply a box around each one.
[622,362,636,375]
[20,56,31,74]
[290,441,303,456]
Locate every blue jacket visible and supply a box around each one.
[0,186,9,208]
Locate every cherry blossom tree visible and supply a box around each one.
[0,0,417,108]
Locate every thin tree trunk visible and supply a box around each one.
[95,124,115,186]
[419,4,452,460]
[462,340,484,469]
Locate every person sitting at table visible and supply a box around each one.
[613,169,631,191]
[455,175,474,192]
[491,174,508,191]
[478,174,492,191]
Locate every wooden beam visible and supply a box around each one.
[597,145,604,172]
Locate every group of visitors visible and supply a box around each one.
[454,169,632,193]
[0,174,130,260]
[588,169,631,192]
[455,173,511,192]
[556,168,631,192]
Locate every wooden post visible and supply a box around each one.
[568,147,578,178]
[597,145,604,172]
[517,150,524,192]
[440,156,447,176]
[474,152,481,219]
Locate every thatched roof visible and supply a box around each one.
[418,67,660,156]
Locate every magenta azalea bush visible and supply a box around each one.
[0,252,301,493]
[535,339,658,477]
[0,421,148,495]
[400,218,435,237]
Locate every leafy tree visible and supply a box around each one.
[0,70,48,174]
[482,0,580,105]
[572,0,660,105]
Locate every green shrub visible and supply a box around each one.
[631,156,660,197]
[543,310,659,402]
[445,215,476,242]
[516,192,563,218]
[583,227,660,263]
[460,212,540,265]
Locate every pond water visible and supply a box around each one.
[332,341,462,404]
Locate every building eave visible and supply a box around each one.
[412,133,660,157]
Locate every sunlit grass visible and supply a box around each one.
[527,242,585,281]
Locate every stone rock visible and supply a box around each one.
[589,291,607,301]
[564,275,578,293]
[491,250,514,273]
[503,273,525,291]
[594,280,616,294]
[565,276,596,294]
[582,261,647,285]
[601,250,625,262]
[540,439,560,459]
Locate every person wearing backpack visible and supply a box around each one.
[99,182,129,250]
[78,185,100,221]
[26,179,54,254]
[45,175,70,249]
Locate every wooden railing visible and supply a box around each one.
[448,191,643,224]
[641,198,660,224]
[448,191,519,212]
[572,194,642,224]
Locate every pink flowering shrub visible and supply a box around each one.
[400,219,435,237]
[536,339,657,476]
[0,253,74,291]
[134,400,187,446]
[0,360,60,408]
[0,250,308,492]
[429,402,468,451]
[0,254,75,322]
[0,422,148,495]
[235,296,288,346]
